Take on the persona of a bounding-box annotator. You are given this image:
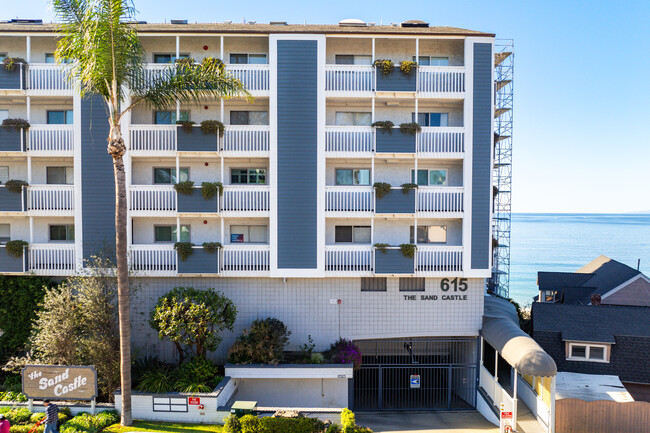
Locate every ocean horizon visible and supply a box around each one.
[508,212,650,305]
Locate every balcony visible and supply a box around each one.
[415,246,463,275]
[0,187,26,212]
[177,126,219,152]
[226,64,270,96]
[0,127,26,152]
[28,243,76,275]
[375,248,414,274]
[416,127,465,158]
[375,128,416,153]
[325,126,374,157]
[325,186,374,217]
[222,125,270,156]
[129,185,176,216]
[129,125,177,155]
[221,245,270,276]
[325,65,374,97]
[26,64,72,95]
[376,188,416,214]
[417,66,465,98]
[27,125,74,155]
[325,245,373,276]
[177,187,219,214]
[0,246,27,273]
[178,247,220,274]
[129,244,177,276]
[376,67,417,92]
[0,64,25,90]
[221,186,270,216]
[27,185,75,215]
[417,187,464,217]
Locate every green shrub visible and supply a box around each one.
[1,118,30,130]
[200,120,225,137]
[399,244,416,259]
[175,58,196,67]
[340,409,372,433]
[373,182,391,199]
[2,58,26,72]
[202,242,222,254]
[370,120,394,133]
[5,240,28,258]
[30,413,46,423]
[373,243,389,254]
[227,318,291,365]
[373,59,394,75]
[3,180,28,193]
[134,366,175,393]
[398,122,421,135]
[224,414,241,433]
[10,425,45,433]
[0,391,27,402]
[401,183,417,194]
[5,408,32,424]
[326,425,341,433]
[174,242,195,262]
[201,182,223,199]
[174,357,222,392]
[60,410,119,433]
[238,415,260,433]
[174,180,194,195]
[226,415,325,433]
[59,407,72,420]
[175,120,195,133]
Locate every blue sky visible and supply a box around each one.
[5,0,650,213]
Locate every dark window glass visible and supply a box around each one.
[50,225,74,241]
[230,54,248,64]
[335,55,355,65]
[248,54,267,64]
[335,226,353,243]
[589,347,604,360]
[399,278,425,292]
[230,111,249,125]
[153,54,189,64]
[361,278,387,292]
[47,110,73,125]
[155,111,189,125]
[571,346,586,358]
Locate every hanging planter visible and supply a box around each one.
[5,240,28,258]
[176,120,196,133]
[174,180,195,195]
[399,122,422,135]
[2,119,30,131]
[199,120,225,138]
[399,60,418,75]
[201,182,223,199]
[174,242,195,261]
[202,242,222,254]
[2,58,26,72]
[373,59,394,76]
[373,243,390,254]
[401,183,418,194]
[371,120,394,134]
[399,243,416,259]
[373,182,392,199]
[3,179,28,193]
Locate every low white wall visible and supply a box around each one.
[517,375,551,432]
[114,393,228,424]
[234,378,348,409]
[475,390,499,426]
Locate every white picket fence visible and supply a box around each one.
[417,127,465,156]
[27,125,74,153]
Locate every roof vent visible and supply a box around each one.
[401,19,429,28]
[10,18,43,25]
[339,18,367,27]
[248,21,256,25]
[223,20,232,24]
[170,19,187,25]
[270,21,287,25]
[125,20,147,24]
[367,22,376,26]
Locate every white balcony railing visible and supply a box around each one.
[226,64,269,92]
[137,64,172,89]
[221,186,270,214]
[129,185,176,214]
[325,186,375,214]
[27,64,71,93]
[325,245,374,275]
[27,185,74,213]
[416,246,463,275]
[222,125,270,154]
[129,244,177,276]
[417,127,465,156]
[129,125,177,152]
[417,187,464,214]
[417,66,465,95]
[28,243,76,275]
[325,126,374,155]
[325,65,375,95]
[27,125,74,153]
[221,245,270,275]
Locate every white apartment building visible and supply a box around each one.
[0,18,499,411]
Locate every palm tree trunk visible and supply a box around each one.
[108,127,132,426]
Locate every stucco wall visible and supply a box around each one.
[234,378,348,408]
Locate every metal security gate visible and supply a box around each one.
[353,338,478,411]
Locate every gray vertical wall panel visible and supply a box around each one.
[471,43,492,269]
[276,40,318,269]
[80,95,115,262]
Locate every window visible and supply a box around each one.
[46,167,74,184]
[152,397,188,413]
[0,54,6,62]
[567,343,609,362]
[230,225,268,243]
[50,225,75,242]
[335,169,370,186]
[229,53,268,64]
[413,112,448,127]
[153,54,189,64]
[229,111,269,125]
[361,277,387,292]
[47,110,74,125]
[335,112,372,126]
[410,225,447,244]
[45,53,72,64]
[410,169,447,186]
[154,110,190,125]
[0,110,8,122]
[153,168,189,184]
[413,56,449,66]
[231,168,266,185]
[335,54,372,65]
[399,278,425,292]
[335,226,371,244]
[0,224,10,244]
[155,225,190,243]
[0,166,8,183]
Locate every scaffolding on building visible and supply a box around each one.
[490,39,514,299]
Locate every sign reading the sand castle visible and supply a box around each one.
[22,365,97,400]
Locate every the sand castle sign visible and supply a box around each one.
[22,365,97,400]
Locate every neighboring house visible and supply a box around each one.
[536,255,650,306]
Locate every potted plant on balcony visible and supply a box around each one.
[2,179,28,193]
[2,118,30,131]
[201,181,223,199]
[373,182,392,199]
[2,57,26,72]
[202,242,222,254]
[399,122,421,135]
[175,120,195,133]
[401,183,418,194]
[399,60,418,76]
[371,120,394,134]
[373,59,394,76]
[200,120,225,138]
[174,180,194,195]
[174,242,195,262]
[5,240,28,258]
[399,243,417,259]
[373,243,390,254]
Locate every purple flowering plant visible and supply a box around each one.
[329,338,362,369]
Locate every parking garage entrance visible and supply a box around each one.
[352,338,478,410]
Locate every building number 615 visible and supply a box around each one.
[440,278,468,292]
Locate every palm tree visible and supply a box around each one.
[52,0,250,425]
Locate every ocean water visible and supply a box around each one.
[508,213,650,305]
